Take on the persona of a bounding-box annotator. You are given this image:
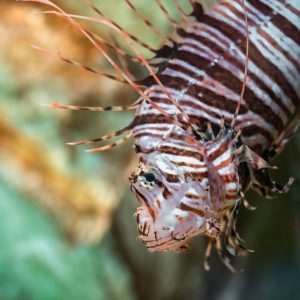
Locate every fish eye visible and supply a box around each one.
[143,172,156,183]
[138,171,158,188]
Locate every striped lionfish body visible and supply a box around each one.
[24,0,300,270]
[130,0,300,267]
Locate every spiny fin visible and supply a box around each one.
[236,145,276,170]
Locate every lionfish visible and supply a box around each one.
[21,0,300,271]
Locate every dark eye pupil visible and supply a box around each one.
[144,172,156,183]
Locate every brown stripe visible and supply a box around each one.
[246,0,276,16]
[170,48,285,131]
[179,27,292,117]
[202,9,299,107]
[182,99,224,119]
[159,70,248,116]
[142,221,149,236]
[248,0,300,45]
[245,0,294,33]
[203,4,298,112]
[149,92,226,121]
[241,125,274,148]
[146,94,224,122]
[208,140,229,161]
[162,187,172,199]
[146,239,174,249]
[172,161,205,169]
[215,156,234,170]
[164,173,180,183]
[270,5,300,46]
[184,171,208,181]
[135,125,170,132]
[179,203,205,217]
[259,26,300,74]
[162,58,284,133]
[133,114,175,127]
[156,145,204,160]
[224,194,237,201]
[185,193,205,200]
[221,173,237,183]
[287,2,300,18]
[135,189,156,222]
[156,199,162,209]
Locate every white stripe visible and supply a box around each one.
[178,166,208,173]
[224,182,237,190]
[218,165,235,176]
[207,136,229,156]
[153,87,233,119]
[218,3,245,27]
[157,142,199,153]
[177,44,289,123]
[133,123,172,131]
[244,1,266,22]
[230,1,262,24]
[178,36,287,123]
[133,128,170,136]
[139,85,276,149]
[188,22,295,112]
[260,0,300,31]
[250,28,300,97]
[213,148,232,167]
[156,152,205,164]
[168,155,206,166]
[157,160,178,175]
[247,4,300,60]
[225,0,300,65]
[226,187,238,195]
[264,21,300,61]
[168,58,242,102]
[162,64,278,136]
[207,9,245,35]
[139,102,180,115]
[147,88,236,125]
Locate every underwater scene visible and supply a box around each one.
[0,0,299,299]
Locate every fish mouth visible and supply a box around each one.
[140,234,187,252]
[139,228,201,252]
[136,210,208,252]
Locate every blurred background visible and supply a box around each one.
[0,0,299,299]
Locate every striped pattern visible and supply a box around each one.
[131,0,300,254]
[23,0,300,268]
[134,0,300,153]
